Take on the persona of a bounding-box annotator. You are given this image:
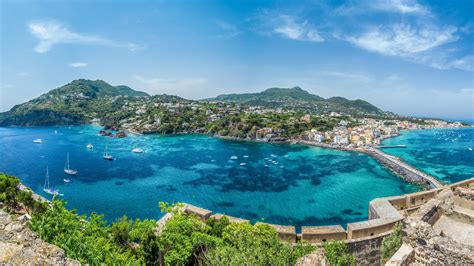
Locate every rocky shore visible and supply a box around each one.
[0,207,79,265]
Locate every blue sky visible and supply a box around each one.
[1,0,473,119]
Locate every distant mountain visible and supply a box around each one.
[206,87,386,115]
[0,79,149,126]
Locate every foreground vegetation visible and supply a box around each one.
[1,172,316,265]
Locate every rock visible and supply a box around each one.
[296,249,328,266]
[5,222,23,233]
[0,209,80,265]
[17,214,31,223]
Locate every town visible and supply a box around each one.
[102,96,466,149]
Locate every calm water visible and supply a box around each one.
[0,125,418,228]
[382,127,474,184]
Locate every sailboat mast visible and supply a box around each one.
[44,166,49,190]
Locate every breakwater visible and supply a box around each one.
[297,140,443,188]
[366,148,443,188]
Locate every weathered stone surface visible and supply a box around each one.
[0,209,80,265]
[399,187,474,265]
[296,248,328,266]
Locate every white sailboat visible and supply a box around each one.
[33,138,43,144]
[103,144,113,160]
[43,166,59,196]
[64,152,78,176]
[132,143,143,153]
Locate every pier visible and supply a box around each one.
[367,148,443,188]
[376,145,407,148]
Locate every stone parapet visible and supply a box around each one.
[301,225,346,243]
[210,213,250,223]
[255,222,296,243]
[385,244,413,266]
[181,203,212,220]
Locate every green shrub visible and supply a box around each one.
[381,222,403,263]
[204,222,314,265]
[322,240,355,266]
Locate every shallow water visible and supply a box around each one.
[381,127,474,184]
[0,125,419,227]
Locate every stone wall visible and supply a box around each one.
[346,232,390,265]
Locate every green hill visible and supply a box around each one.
[206,87,385,115]
[0,79,149,126]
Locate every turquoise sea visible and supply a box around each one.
[381,127,474,184]
[0,125,421,227]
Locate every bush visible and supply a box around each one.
[322,240,355,266]
[381,222,403,263]
[204,222,314,265]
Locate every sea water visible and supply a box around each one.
[381,127,474,184]
[0,125,419,227]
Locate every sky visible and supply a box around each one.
[0,0,473,119]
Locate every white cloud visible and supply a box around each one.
[69,62,88,68]
[345,24,458,57]
[133,75,208,95]
[274,15,324,42]
[28,20,144,53]
[371,0,429,14]
[336,0,429,16]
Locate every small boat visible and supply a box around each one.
[64,152,78,175]
[468,147,473,151]
[43,166,59,196]
[86,144,94,149]
[230,156,238,160]
[132,144,143,153]
[63,179,71,183]
[240,163,246,166]
[103,145,114,160]
[54,130,58,134]
[33,139,43,144]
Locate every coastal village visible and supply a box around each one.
[102,98,465,150]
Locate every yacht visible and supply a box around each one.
[86,144,94,149]
[43,166,59,196]
[103,145,114,160]
[33,139,43,144]
[64,152,78,175]
[132,147,143,153]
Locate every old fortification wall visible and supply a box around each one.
[172,177,473,243]
[161,178,474,265]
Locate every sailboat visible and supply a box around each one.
[103,144,113,160]
[43,166,59,196]
[64,152,78,176]
[132,142,143,153]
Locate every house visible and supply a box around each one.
[300,114,311,123]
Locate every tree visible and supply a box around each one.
[111,215,132,247]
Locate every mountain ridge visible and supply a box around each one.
[205,86,385,115]
[0,79,150,126]
[0,80,390,127]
